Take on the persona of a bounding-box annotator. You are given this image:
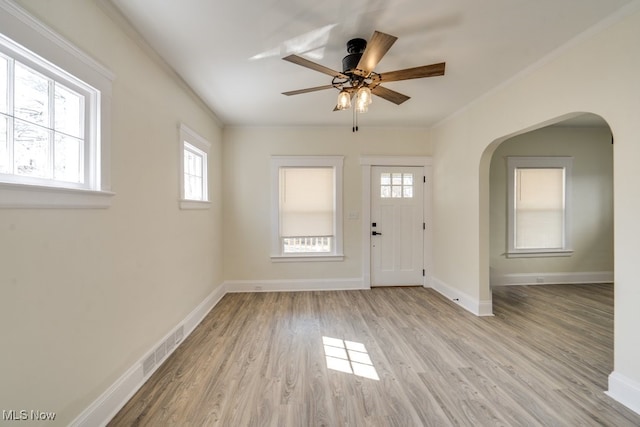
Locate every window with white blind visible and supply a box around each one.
[507,157,573,257]
[271,156,344,261]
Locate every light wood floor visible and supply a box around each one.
[109,284,640,426]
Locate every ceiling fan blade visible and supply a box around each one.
[282,85,335,96]
[371,85,410,105]
[283,54,348,79]
[354,31,398,77]
[375,62,446,83]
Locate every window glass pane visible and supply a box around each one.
[403,186,413,198]
[54,133,82,183]
[0,115,9,173]
[14,119,50,178]
[184,150,193,175]
[184,147,205,201]
[54,83,83,138]
[14,62,50,126]
[380,173,390,185]
[403,173,413,185]
[185,175,202,200]
[0,55,7,114]
[515,168,564,249]
[381,185,391,198]
[283,236,332,253]
[280,167,334,239]
[193,151,203,176]
[391,185,402,198]
[392,173,402,185]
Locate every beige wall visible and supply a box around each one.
[430,4,640,396]
[0,1,223,424]
[2,0,639,423]
[489,125,614,281]
[222,126,430,281]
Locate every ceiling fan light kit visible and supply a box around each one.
[336,90,351,110]
[282,30,446,131]
[356,86,373,107]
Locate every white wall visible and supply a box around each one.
[0,1,223,424]
[430,2,640,411]
[222,126,430,284]
[489,125,614,284]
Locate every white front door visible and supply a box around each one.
[371,166,424,286]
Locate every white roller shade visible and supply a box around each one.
[279,167,334,237]
[515,168,564,249]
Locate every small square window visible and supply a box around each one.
[380,172,414,198]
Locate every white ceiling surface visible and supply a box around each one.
[109,0,632,128]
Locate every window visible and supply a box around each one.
[380,172,414,198]
[1,55,88,185]
[507,157,573,257]
[271,156,344,261]
[0,2,113,208]
[179,124,210,209]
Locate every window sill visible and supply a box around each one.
[179,199,211,210]
[507,250,573,258]
[0,182,114,209]
[271,254,345,263]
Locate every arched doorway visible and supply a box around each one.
[488,112,613,288]
[481,111,616,396]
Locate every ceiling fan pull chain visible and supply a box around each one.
[353,105,357,132]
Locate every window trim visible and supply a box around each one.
[507,156,573,258]
[270,155,344,262]
[0,0,114,208]
[179,123,210,210]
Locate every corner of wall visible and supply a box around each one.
[607,371,640,416]
[431,277,494,316]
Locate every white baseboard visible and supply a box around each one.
[224,277,366,293]
[431,277,494,316]
[606,371,640,415]
[70,283,227,427]
[490,271,613,287]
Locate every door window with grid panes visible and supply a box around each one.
[380,172,414,198]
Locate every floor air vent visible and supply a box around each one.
[141,324,184,377]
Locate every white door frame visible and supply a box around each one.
[360,155,433,288]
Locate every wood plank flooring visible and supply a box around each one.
[109,284,640,426]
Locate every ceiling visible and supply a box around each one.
[108,0,633,128]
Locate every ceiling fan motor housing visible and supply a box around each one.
[342,38,367,74]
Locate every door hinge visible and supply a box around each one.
[422,269,425,277]
[423,222,426,230]
[423,176,426,183]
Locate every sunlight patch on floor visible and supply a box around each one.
[322,336,380,380]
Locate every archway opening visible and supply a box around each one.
[482,111,615,390]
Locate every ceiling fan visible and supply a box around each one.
[282,30,445,130]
